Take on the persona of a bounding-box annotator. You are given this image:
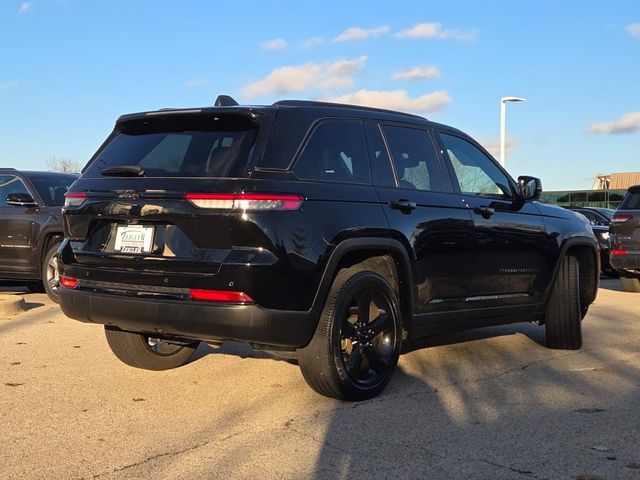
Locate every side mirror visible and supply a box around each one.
[518,176,542,200]
[6,193,37,207]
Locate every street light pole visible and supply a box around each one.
[499,96,526,167]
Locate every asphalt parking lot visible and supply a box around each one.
[1,279,639,480]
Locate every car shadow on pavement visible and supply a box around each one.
[598,278,625,292]
[188,340,297,365]
[305,314,640,479]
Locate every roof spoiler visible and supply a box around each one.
[215,95,239,107]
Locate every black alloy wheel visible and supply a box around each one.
[298,269,402,401]
[339,289,396,387]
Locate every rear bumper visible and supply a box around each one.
[610,252,640,277]
[59,288,318,348]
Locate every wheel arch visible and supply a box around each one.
[39,233,64,272]
[544,238,599,315]
[311,238,415,332]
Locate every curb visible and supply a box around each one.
[0,295,27,317]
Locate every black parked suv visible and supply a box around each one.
[0,168,78,302]
[59,97,599,400]
[609,185,640,292]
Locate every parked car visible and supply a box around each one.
[58,96,599,400]
[564,206,616,277]
[0,168,78,302]
[609,185,640,292]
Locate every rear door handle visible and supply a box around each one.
[473,206,495,218]
[389,200,417,213]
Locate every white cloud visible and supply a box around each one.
[242,56,367,99]
[626,23,640,38]
[324,89,451,115]
[480,135,518,158]
[183,78,209,89]
[300,36,324,49]
[334,25,390,42]
[18,2,32,14]
[393,65,441,81]
[590,112,640,134]
[260,38,288,51]
[395,22,476,42]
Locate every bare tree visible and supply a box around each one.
[47,156,82,173]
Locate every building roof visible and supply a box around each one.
[592,172,640,190]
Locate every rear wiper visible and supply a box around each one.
[100,166,146,177]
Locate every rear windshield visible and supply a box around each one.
[83,115,257,178]
[28,174,78,206]
[619,190,640,209]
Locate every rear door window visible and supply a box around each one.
[27,174,77,206]
[83,116,257,178]
[293,120,370,184]
[381,125,446,191]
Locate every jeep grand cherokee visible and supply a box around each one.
[59,96,599,400]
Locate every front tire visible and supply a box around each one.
[298,269,402,401]
[104,326,199,370]
[619,277,640,292]
[545,256,582,350]
[42,242,61,303]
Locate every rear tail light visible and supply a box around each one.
[190,289,254,304]
[612,214,633,223]
[64,192,87,208]
[611,249,628,256]
[184,193,303,211]
[60,276,78,289]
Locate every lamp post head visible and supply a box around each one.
[501,96,527,104]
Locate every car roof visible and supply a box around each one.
[113,98,458,130]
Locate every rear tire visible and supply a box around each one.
[104,326,199,370]
[545,256,582,350]
[298,269,402,401]
[42,242,61,303]
[619,277,640,293]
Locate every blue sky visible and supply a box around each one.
[1,0,639,190]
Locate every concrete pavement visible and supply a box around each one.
[1,279,639,479]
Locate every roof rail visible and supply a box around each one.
[272,99,425,119]
[0,167,17,170]
[215,95,239,107]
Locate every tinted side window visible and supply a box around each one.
[439,133,513,198]
[364,123,395,187]
[294,120,370,184]
[28,174,77,206]
[577,210,600,226]
[382,125,444,191]
[620,191,640,209]
[0,175,30,207]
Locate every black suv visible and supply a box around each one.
[59,97,599,400]
[609,185,640,292]
[0,168,78,302]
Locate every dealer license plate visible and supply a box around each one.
[114,225,154,254]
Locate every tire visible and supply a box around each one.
[42,242,61,303]
[104,326,199,371]
[619,277,640,293]
[297,269,403,401]
[545,256,582,350]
